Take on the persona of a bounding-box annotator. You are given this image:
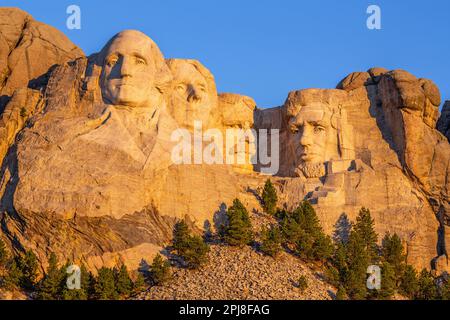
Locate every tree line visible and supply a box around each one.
[1,178,450,300]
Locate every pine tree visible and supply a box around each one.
[115,264,132,297]
[172,221,210,269]
[4,258,22,289]
[312,233,334,262]
[261,179,278,215]
[260,225,282,258]
[440,279,450,300]
[150,254,172,285]
[332,241,349,286]
[20,250,39,290]
[376,262,396,300]
[336,285,348,300]
[133,272,146,294]
[173,221,190,252]
[353,208,378,263]
[94,267,118,300]
[62,264,92,300]
[181,235,210,269]
[297,275,308,293]
[381,233,406,286]
[0,238,8,267]
[224,199,254,247]
[416,269,438,300]
[292,201,333,262]
[399,265,418,299]
[37,252,64,300]
[0,238,9,288]
[345,231,369,300]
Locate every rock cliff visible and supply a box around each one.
[0,8,449,274]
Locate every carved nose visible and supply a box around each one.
[119,57,132,77]
[187,85,201,102]
[299,131,313,147]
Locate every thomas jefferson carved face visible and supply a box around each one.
[167,59,217,130]
[100,30,165,108]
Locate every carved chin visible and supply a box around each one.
[295,162,326,178]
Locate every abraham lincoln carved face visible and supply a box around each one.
[284,89,352,178]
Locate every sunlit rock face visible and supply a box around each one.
[280,89,355,178]
[0,10,449,273]
[166,59,219,131]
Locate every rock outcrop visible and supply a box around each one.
[0,7,83,174]
[438,101,450,142]
[0,9,449,274]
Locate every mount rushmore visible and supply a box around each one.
[0,8,449,273]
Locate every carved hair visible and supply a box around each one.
[97,30,172,94]
[166,58,217,95]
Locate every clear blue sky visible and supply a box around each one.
[3,0,449,109]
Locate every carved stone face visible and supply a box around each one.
[288,104,330,165]
[283,89,352,178]
[100,30,158,108]
[167,59,217,130]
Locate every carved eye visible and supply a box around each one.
[176,84,186,92]
[135,57,147,65]
[198,84,207,93]
[290,125,300,134]
[314,126,325,134]
[106,56,119,67]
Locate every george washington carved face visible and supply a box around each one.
[99,30,171,109]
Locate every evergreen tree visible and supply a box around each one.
[440,279,450,300]
[399,265,418,299]
[150,254,172,285]
[0,238,9,288]
[291,201,333,262]
[172,221,210,269]
[416,269,438,300]
[376,262,396,300]
[336,285,348,300]
[115,264,132,297]
[0,238,8,267]
[20,250,39,290]
[37,252,64,300]
[381,233,406,285]
[261,179,278,215]
[260,225,282,258]
[133,272,146,294]
[224,199,254,247]
[297,275,308,293]
[312,233,334,262]
[62,264,92,300]
[4,258,22,289]
[345,231,369,300]
[94,267,118,300]
[332,241,349,286]
[353,208,378,263]
[173,221,190,252]
[181,235,210,269]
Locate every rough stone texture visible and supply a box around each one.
[0,7,83,107]
[438,101,450,142]
[0,7,83,172]
[135,245,335,300]
[0,12,448,279]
